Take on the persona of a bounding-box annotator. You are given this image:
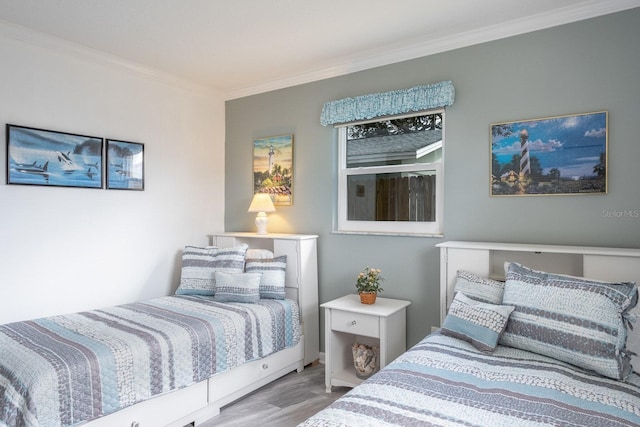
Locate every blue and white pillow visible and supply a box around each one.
[214,244,250,273]
[500,262,638,380]
[213,271,261,303]
[175,246,218,296]
[245,256,287,299]
[441,292,514,352]
[175,244,248,296]
[455,270,505,304]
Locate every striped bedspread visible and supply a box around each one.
[0,295,300,427]
[301,332,640,427]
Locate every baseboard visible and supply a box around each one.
[319,352,325,364]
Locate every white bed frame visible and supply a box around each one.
[436,240,640,370]
[83,232,319,427]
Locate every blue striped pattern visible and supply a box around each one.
[213,272,261,303]
[441,293,514,352]
[501,262,638,380]
[176,245,219,295]
[245,256,287,299]
[0,295,300,427]
[176,244,248,296]
[300,333,640,427]
[455,270,505,304]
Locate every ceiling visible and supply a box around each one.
[0,0,639,99]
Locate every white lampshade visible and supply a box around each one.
[248,193,276,213]
[248,193,276,234]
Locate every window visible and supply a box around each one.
[337,110,444,236]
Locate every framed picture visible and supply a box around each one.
[253,134,293,206]
[490,111,608,196]
[6,124,103,188]
[106,139,144,190]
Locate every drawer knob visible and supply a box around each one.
[351,320,357,326]
[131,422,140,427]
[262,363,269,370]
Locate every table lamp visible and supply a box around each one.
[248,193,276,234]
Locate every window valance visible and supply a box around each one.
[320,80,454,126]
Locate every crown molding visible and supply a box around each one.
[224,0,640,100]
[0,19,222,99]
[1,0,638,102]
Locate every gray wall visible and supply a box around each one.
[225,9,640,350]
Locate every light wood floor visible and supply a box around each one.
[198,363,349,426]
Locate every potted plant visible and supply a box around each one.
[355,266,384,304]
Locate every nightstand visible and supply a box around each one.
[321,294,411,393]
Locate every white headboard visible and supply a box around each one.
[210,232,319,365]
[436,240,640,370]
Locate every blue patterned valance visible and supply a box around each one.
[320,80,455,126]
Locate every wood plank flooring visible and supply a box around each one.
[198,363,348,426]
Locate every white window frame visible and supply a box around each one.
[336,110,444,236]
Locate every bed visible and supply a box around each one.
[0,232,319,427]
[301,241,640,427]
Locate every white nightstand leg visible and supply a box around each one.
[325,309,332,393]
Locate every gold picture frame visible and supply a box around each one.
[253,134,293,206]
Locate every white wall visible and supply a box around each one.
[0,31,225,324]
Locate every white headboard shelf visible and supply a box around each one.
[436,241,640,325]
[210,232,319,365]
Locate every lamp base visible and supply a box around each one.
[255,212,268,235]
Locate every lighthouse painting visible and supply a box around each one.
[490,111,607,196]
[253,135,293,206]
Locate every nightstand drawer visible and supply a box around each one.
[331,310,379,337]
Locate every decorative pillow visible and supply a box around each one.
[213,272,261,303]
[245,248,274,259]
[175,246,218,296]
[214,244,249,271]
[628,319,640,374]
[245,256,287,299]
[441,292,515,352]
[175,244,248,296]
[455,270,505,304]
[500,262,638,380]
